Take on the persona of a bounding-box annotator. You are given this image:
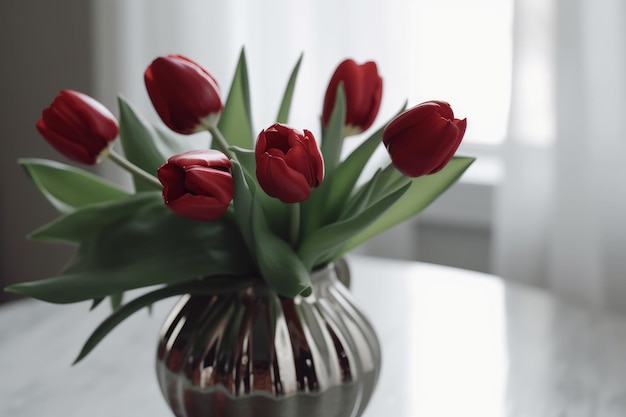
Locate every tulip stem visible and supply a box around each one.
[206,124,235,159]
[108,149,162,190]
[290,203,301,247]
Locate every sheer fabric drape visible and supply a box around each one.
[493,0,626,312]
[92,0,626,312]
[91,0,410,136]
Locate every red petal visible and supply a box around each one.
[383,102,441,146]
[60,90,118,142]
[322,59,358,127]
[36,119,98,165]
[167,194,229,221]
[387,120,462,177]
[144,56,222,134]
[168,149,231,169]
[157,164,187,201]
[304,129,324,186]
[256,153,310,203]
[183,167,234,203]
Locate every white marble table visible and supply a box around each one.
[2,255,626,416]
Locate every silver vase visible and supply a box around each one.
[155,262,380,417]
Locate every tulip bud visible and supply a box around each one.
[36,90,119,165]
[157,150,233,221]
[322,59,383,135]
[144,55,223,135]
[382,101,467,178]
[255,123,324,204]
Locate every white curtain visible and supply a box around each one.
[493,0,626,312]
[91,0,626,312]
[91,0,413,195]
[91,0,410,139]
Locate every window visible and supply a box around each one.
[409,0,513,148]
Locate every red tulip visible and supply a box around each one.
[36,90,118,165]
[255,123,324,204]
[382,101,467,178]
[144,55,223,135]
[322,59,383,135]
[157,150,233,221]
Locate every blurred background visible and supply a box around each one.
[1,0,625,312]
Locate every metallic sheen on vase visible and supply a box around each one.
[155,262,380,417]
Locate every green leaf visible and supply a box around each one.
[341,156,476,254]
[201,157,297,295]
[90,298,105,311]
[322,102,407,221]
[109,293,123,311]
[229,146,256,180]
[8,196,256,303]
[300,87,346,238]
[217,48,254,149]
[339,168,384,220]
[230,159,256,257]
[368,163,405,202]
[19,158,130,214]
[117,96,166,191]
[230,147,290,241]
[297,183,410,270]
[343,165,410,223]
[276,53,303,124]
[30,192,159,244]
[319,84,346,177]
[73,276,258,364]
[251,196,311,297]
[258,194,291,243]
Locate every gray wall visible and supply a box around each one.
[0,0,92,303]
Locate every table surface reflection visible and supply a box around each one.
[2,255,626,416]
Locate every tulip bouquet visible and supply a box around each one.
[7,49,473,362]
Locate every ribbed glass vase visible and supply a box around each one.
[155,262,380,417]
